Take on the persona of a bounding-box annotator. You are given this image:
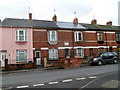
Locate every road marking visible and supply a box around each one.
[2,87,12,90]
[49,81,59,85]
[89,76,97,79]
[62,79,72,83]
[17,85,28,88]
[33,83,44,87]
[80,72,114,89]
[76,77,86,80]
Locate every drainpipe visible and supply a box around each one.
[105,31,108,52]
[72,30,75,58]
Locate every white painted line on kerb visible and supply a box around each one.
[33,83,44,87]
[49,81,59,85]
[76,77,86,80]
[62,79,72,83]
[17,85,28,88]
[89,76,97,79]
[3,87,12,90]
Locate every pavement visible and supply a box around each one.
[0,63,89,74]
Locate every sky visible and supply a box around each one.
[0,0,119,26]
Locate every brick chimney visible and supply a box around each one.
[106,21,112,26]
[73,18,78,23]
[91,19,97,24]
[29,13,32,20]
[52,14,57,22]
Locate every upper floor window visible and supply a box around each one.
[75,31,83,41]
[16,50,27,62]
[116,33,120,42]
[16,29,27,42]
[97,32,104,41]
[48,30,57,41]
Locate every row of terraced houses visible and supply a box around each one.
[0,13,120,68]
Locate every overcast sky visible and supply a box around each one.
[0,0,119,26]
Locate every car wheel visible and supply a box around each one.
[113,59,118,64]
[97,60,102,66]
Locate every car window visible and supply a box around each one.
[108,52,113,56]
[103,53,108,57]
[111,52,118,56]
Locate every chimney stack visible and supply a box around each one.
[52,14,57,22]
[29,13,32,20]
[91,19,97,24]
[106,21,112,26]
[73,18,78,23]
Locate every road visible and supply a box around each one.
[1,64,119,89]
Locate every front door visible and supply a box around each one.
[0,51,7,67]
[109,47,112,52]
[65,49,70,58]
[35,50,41,65]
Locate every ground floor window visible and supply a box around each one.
[16,50,27,62]
[98,48,104,53]
[49,49,58,60]
[76,48,84,57]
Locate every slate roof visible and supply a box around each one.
[2,18,31,28]
[1,18,120,31]
[80,23,119,31]
[2,18,86,30]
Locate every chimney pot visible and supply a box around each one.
[91,19,97,24]
[52,14,57,22]
[106,21,112,26]
[29,13,32,20]
[73,18,78,23]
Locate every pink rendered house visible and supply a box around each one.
[0,18,33,67]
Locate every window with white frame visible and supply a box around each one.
[97,32,104,41]
[116,33,120,42]
[75,31,83,41]
[16,29,27,41]
[48,30,57,41]
[16,50,27,62]
[76,48,84,57]
[49,49,58,60]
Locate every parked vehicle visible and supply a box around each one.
[89,52,118,66]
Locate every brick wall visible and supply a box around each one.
[33,29,118,66]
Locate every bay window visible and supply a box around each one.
[76,48,84,57]
[16,50,27,62]
[49,49,58,60]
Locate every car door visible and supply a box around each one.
[108,52,114,63]
[101,53,109,63]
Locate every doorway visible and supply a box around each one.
[109,47,112,52]
[0,51,7,67]
[35,50,41,65]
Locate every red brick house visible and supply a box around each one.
[32,14,120,66]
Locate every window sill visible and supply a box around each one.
[116,41,120,43]
[75,40,83,42]
[97,41,104,44]
[16,41,27,43]
[75,56,83,58]
[16,61,27,64]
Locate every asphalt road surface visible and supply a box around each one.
[1,63,119,89]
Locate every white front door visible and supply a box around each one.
[35,50,41,65]
[0,51,7,67]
